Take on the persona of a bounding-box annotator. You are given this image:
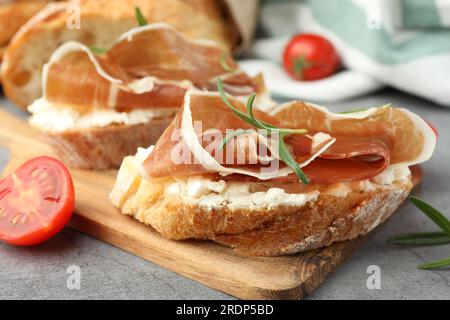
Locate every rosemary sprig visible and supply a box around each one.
[419,257,450,270]
[216,78,309,184]
[388,197,450,270]
[135,7,148,26]
[387,232,450,246]
[339,104,391,114]
[339,108,371,114]
[410,196,450,235]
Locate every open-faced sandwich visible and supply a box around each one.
[1,0,240,109]
[110,79,436,256]
[27,20,268,170]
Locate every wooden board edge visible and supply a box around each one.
[68,214,262,300]
[68,212,373,300]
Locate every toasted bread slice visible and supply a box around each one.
[214,188,410,256]
[37,117,173,170]
[1,0,240,109]
[110,151,414,256]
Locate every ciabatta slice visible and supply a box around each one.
[39,117,172,170]
[214,187,410,256]
[110,151,414,256]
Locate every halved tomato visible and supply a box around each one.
[0,157,75,246]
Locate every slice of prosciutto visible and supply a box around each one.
[41,23,260,112]
[141,91,436,184]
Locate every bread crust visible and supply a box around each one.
[38,117,172,170]
[214,187,410,256]
[1,0,240,109]
[114,163,413,256]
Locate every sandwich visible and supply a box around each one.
[1,0,240,109]
[27,22,268,170]
[110,80,436,256]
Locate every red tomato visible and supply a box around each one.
[0,157,75,246]
[283,34,340,81]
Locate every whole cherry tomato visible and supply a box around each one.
[283,34,340,81]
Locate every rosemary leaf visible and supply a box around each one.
[135,7,148,26]
[220,53,234,72]
[219,129,254,152]
[339,104,391,114]
[279,134,309,185]
[246,93,273,130]
[246,93,257,117]
[387,232,450,246]
[89,46,107,55]
[418,257,450,270]
[410,196,450,235]
[339,108,370,114]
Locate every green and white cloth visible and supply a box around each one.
[237,0,450,106]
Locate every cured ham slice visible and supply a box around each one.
[42,24,259,112]
[141,91,435,184]
[294,136,391,183]
[271,101,435,166]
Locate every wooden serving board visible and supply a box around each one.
[0,108,383,300]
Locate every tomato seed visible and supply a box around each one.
[10,214,21,225]
[21,214,28,224]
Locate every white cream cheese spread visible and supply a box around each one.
[165,177,320,209]
[28,98,178,133]
[110,146,412,211]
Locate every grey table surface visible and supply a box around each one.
[0,89,449,300]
